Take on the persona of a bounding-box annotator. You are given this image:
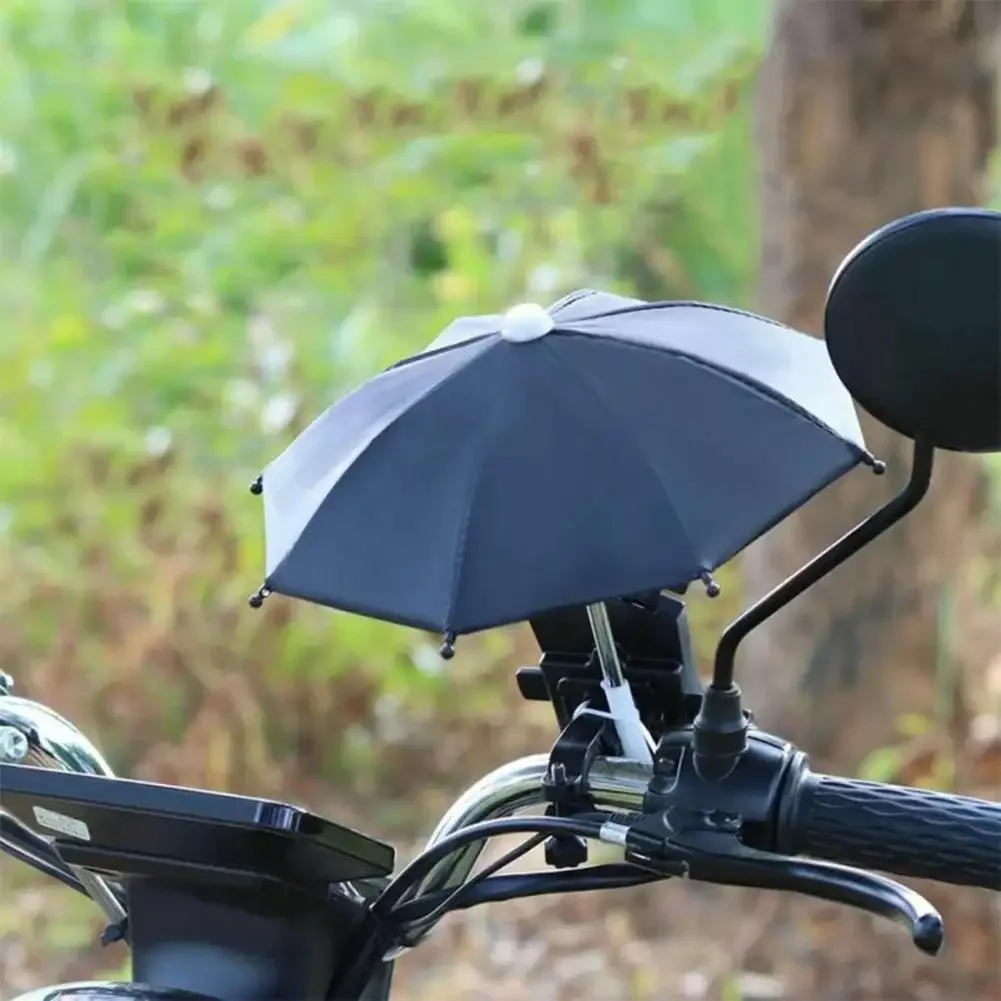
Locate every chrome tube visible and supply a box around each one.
[0,694,126,924]
[419,753,651,898]
[0,696,115,776]
[387,754,652,950]
[586,602,626,689]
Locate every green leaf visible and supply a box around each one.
[857,746,903,783]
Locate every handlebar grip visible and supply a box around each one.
[782,772,1001,890]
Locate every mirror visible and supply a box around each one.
[824,208,1001,453]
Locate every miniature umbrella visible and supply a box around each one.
[253,291,875,637]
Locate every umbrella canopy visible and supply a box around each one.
[255,291,872,636]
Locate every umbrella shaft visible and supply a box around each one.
[586,603,626,688]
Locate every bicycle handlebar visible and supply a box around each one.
[419,736,1000,956]
[3,684,1001,958]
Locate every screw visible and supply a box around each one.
[0,726,28,763]
[706,809,740,833]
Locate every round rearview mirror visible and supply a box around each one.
[825,208,1001,453]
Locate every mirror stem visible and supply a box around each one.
[710,439,935,693]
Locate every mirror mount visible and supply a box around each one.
[693,440,934,777]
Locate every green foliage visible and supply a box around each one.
[0,0,765,795]
[857,745,904,784]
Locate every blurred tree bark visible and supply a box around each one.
[745,0,1000,769]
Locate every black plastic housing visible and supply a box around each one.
[0,766,394,888]
[127,878,362,1000]
[517,594,703,737]
[0,764,397,1000]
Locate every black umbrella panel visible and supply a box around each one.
[253,292,875,638]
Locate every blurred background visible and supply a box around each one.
[1,0,999,998]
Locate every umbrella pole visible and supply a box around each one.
[585,603,654,767]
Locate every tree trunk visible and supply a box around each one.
[741,8,1000,999]
[746,0,999,769]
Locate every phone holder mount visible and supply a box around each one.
[516,592,704,867]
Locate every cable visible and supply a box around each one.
[392,864,663,925]
[1,834,87,896]
[1,817,128,912]
[398,833,548,936]
[373,814,609,914]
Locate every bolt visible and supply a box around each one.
[0,726,28,763]
[100,919,129,947]
[706,809,740,833]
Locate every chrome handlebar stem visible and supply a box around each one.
[0,693,126,925]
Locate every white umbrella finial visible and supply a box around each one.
[500,303,554,343]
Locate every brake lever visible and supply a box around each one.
[623,823,943,956]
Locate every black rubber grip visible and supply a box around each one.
[785,773,1001,890]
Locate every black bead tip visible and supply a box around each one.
[700,571,721,598]
[248,585,271,609]
[439,631,457,660]
[250,476,263,495]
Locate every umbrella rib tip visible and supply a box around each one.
[439,631,457,660]
[860,450,887,475]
